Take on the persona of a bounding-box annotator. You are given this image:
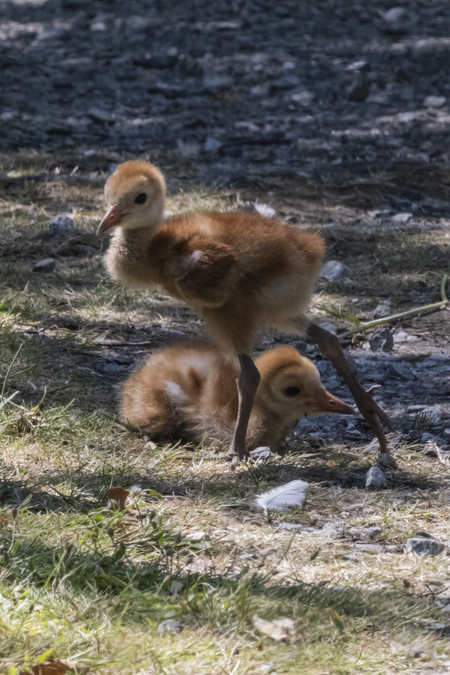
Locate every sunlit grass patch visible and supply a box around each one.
[0,154,450,673]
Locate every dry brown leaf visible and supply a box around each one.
[253,613,294,641]
[102,487,130,511]
[20,658,70,675]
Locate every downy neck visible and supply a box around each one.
[247,405,285,451]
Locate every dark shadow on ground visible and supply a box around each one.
[0,0,450,186]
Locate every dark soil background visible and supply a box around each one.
[1,0,450,184]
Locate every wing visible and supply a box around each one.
[174,242,239,308]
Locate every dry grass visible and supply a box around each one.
[1,152,450,674]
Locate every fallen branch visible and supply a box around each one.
[336,273,448,341]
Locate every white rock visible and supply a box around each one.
[394,330,408,343]
[383,7,407,22]
[372,301,391,319]
[249,446,275,459]
[253,614,294,641]
[406,538,445,556]
[291,90,315,106]
[254,201,276,218]
[185,531,210,541]
[424,96,446,108]
[32,258,55,273]
[392,212,412,223]
[319,322,337,334]
[319,260,347,282]
[365,466,387,489]
[204,137,222,152]
[251,84,270,97]
[321,521,342,535]
[49,213,75,234]
[279,522,305,531]
[158,619,185,634]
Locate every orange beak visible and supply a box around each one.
[97,205,123,235]
[312,390,356,416]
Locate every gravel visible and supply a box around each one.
[2,0,449,181]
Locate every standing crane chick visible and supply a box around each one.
[120,343,356,451]
[98,161,394,465]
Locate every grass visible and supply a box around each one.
[1,151,450,673]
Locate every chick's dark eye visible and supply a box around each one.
[134,192,147,204]
[285,386,300,396]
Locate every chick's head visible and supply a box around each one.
[255,346,356,422]
[98,161,166,236]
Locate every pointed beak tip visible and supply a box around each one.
[321,391,356,416]
[97,205,121,236]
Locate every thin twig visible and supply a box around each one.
[93,341,155,347]
[336,273,448,341]
[1,342,24,400]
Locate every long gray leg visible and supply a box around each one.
[305,320,396,467]
[227,354,261,461]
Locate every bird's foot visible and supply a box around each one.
[226,445,242,464]
[356,386,395,433]
[225,449,243,468]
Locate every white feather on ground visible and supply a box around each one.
[254,479,309,511]
[253,614,295,641]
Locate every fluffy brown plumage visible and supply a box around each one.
[99,161,324,355]
[99,160,393,464]
[121,343,355,452]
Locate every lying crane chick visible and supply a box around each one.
[99,160,393,464]
[120,343,356,452]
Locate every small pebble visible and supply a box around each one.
[366,526,381,538]
[421,432,438,444]
[204,137,222,153]
[392,212,412,223]
[249,446,275,459]
[365,466,388,489]
[319,260,347,282]
[422,441,441,458]
[424,96,446,108]
[372,301,391,319]
[158,619,185,635]
[254,202,276,218]
[279,523,304,531]
[405,538,445,557]
[185,531,210,541]
[369,328,394,352]
[49,213,75,235]
[383,7,407,22]
[33,258,55,273]
[321,522,342,535]
[319,322,337,334]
